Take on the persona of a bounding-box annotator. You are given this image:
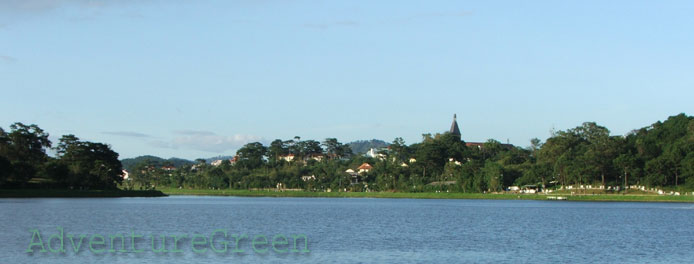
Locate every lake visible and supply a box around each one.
[1,196,693,263]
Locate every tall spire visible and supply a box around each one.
[450,114,461,138]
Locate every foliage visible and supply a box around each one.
[54,135,123,189]
[4,113,694,193]
[121,155,194,171]
[347,139,389,154]
[0,124,122,189]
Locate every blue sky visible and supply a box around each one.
[1,0,693,160]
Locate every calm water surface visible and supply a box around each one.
[1,196,693,263]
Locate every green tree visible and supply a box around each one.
[0,155,12,186]
[0,123,52,184]
[322,138,350,160]
[56,135,123,189]
[481,161,504,192]
[529,138,542,158]
[681,152,694,189]
[236,142,267,169]
[42,158,70,186]
[131,161,156,189]
[389,137,410,162]
[614,152,637,190]
[268,139,288,162]
[301,140,323,158]
[206,166,227,189]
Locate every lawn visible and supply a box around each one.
[159,188,694,203]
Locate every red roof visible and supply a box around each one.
[357,163,373,170]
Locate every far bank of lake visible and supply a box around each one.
[160,188,694,203]
[0,189,166,198]
[2,188,692,202]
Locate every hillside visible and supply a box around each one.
[347,139,389,154]
[120,156,195,171]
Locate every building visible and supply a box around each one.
[357,163,373,174]
[121,170,129,180]
[366,148,387,160]
[449,114,513,149]
[345,169,361,185]
[308,153,324,162]
[211,157,238,166]
[279,154,295,162]
[450,114,461,138]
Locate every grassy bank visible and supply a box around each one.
[160,188,694,203]
[0,189,167,198]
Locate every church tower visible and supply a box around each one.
[450,114,461,138]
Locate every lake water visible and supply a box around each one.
[1,196,693,263]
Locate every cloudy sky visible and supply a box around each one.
[1,0,693,159]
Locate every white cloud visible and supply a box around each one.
[150,130,263,153]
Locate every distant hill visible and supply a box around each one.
[347,139,390,155]
[121,156,195,171]
[205,156,236,163]
[120,143,386,170]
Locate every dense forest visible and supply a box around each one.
[125,114,694,193]
[0,123,122,189]
[1,113,693,192]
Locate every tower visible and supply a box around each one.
[449,114,461,138]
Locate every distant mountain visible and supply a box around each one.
[347,139,390,155]
[120,156,195,171]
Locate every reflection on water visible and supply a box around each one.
[1,196,693,263]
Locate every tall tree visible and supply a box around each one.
[614,152,637,191]
[0,123,52,184]
[56,135,123,189]
[322,138,345,160]
[236,142,267,169]
[482,161,504,192]
[268,139,288,162]
[300,140,323,159]
[389,137,410,162]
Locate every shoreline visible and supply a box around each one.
[2,188,691,202]
[159,188,694,203]
[0,189,167,198]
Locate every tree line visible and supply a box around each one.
[1,114,692,192]
[0,123,123,189]
[128,113,694,192]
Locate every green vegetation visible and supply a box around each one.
[0,122,142,197]
[121,155,194,172]
[126,114,694,196]
[161,188,542,199]
[3,113,694,199]
[347,139,389,155]
[159,188,693,203]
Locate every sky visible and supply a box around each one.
[1,0,693,160]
